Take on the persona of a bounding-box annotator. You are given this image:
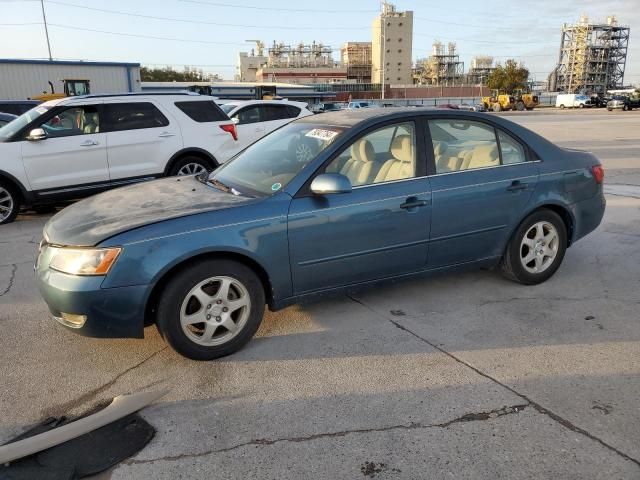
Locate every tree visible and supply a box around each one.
[140,66,208,82]
[487,59,529,93]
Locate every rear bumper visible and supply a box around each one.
[36,267,147,338]
[571,189,606,243]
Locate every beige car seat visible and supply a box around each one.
[83,112,100,134]
[464,144,499,170]
[374,134,414,183]
[341,139,381,186]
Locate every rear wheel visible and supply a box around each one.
[0,181,20,225]
[492,103,501,112]
[156,259,265,360]
[515,101,525,111]
[168,155,214,177]
[623,105,629,111]
[501,210,567,285]
[559,104,565,109]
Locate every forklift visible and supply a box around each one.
[32,79,90,102]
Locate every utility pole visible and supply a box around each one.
[40,0,52,60]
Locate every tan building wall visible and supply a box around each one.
[371,3,413,85]
[236,52,268,82]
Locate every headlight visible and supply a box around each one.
[49,246,121,276]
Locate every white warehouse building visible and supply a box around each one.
[0,59,141,100]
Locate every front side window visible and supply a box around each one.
[102,102,169,132]
[208,123,344,197]
[429,120,499,173]
[232,106,261,125]
[40,105,100,138]
[325,122,416,187]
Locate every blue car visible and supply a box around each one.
[36,108,606,360]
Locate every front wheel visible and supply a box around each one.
[0,181,20,225]
[492,103,501,112]
[501,210,567,285]
[156,259,265,360]
[515,101,525,111]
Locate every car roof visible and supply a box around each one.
[296,107,451,127]
[221,99,308,108]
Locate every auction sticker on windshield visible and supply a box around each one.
[305,128,339,142]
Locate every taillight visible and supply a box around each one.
[220,124,237,141]
[592,165,604,184]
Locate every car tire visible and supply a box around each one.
[559,104,565,109]
[501,209,567,285]
[623,105,629,111]
[156,259,265,360]
[578,103,584,108]
[516,101,525,111]
[0,180,20,225]
[492,103,501,112]
[168,155,215,177]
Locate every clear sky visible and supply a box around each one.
[0,0,638,85]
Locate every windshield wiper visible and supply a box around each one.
[207,177,231,193]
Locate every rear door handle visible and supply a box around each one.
[507,180,529,192]
[79,140,98,147]
[158,132,176,138]
[400,198,429,210]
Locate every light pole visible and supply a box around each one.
[381,19,386,100]
[40,0,52,60]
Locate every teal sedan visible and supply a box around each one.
[36,108,606,360]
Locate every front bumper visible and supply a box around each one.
[36,265,148,338]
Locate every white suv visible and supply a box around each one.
[0,93,240,224]
[219,100,313,158]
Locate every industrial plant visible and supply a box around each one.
[549,15,630,94]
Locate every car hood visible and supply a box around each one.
[44,176,258,246]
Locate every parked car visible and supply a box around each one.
[0,92,240,224]
[589,95,610,108]
[0,100,41,116]
[437,104,460,110]
[315,102,345,113]
[0,112,16,128]
[219,100,312,158]
[472,103,487,112]
[556,94,591,109]
[346,101,376,109]
[607,95,640,111]
[457,103,474,111]
[36,108,606,360]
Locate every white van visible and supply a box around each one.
[556,94,591,109]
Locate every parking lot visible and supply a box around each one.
[1,109,639,478]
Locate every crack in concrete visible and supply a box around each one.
[347,295,640,469]
[478,295,590,307]
[40,346,169,419]
[0,264,17,297]
[124,404,528,466]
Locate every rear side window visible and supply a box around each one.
[175,100,228,122]
[286,105,301,117]
[263,105,291,121]
[103,102,169,132]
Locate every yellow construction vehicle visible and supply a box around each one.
[32,79,90,102]
[513,88,539,111]
[482,90,515,112]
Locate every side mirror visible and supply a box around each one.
[26,128,47,141]
[310,173,352,195]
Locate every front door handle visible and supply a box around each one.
[400,198,428,210]
[79,140,99,147]
[507,180,528,192]
[158,132,176,138]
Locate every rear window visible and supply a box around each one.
[175,100,229,122]
[263,105,291,121]
[286,105,301,117]
[103,102,169,132]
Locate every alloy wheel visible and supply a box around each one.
[0,187,14,223]
[520,221,559,274]
[179,276,251,346]
[177,163,208,176]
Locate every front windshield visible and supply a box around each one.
[220,104,237,114]
[208,122,345,197]
[0,105,50,141]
